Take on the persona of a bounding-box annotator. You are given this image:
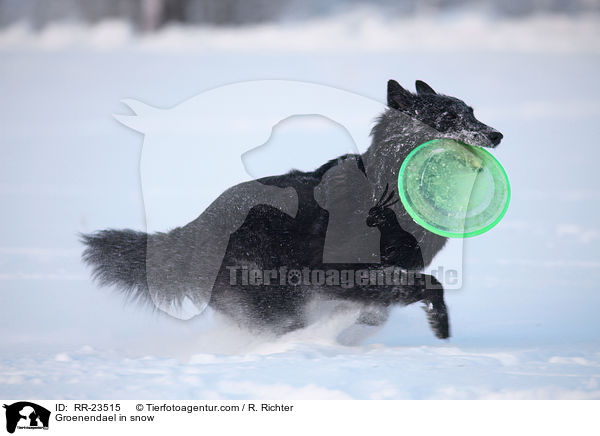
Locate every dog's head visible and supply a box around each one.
[387,79,503,148]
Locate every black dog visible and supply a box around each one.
[82,80,503,340]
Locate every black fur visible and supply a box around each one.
[81,230,149,304]
[82,80,504,340]
[366,185,424,270]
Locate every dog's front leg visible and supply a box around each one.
[394,274,450,340]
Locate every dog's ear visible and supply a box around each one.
[387,80,414,111]
[415,80,437,95]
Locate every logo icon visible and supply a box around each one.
[3,402,50,434]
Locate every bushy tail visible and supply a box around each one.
[81,229,149,303]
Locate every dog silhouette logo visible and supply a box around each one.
[3,402,50,433]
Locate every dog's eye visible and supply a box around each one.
[442,112,457,120]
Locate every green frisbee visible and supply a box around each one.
[398,138,510,238]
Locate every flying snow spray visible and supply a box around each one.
[398,138,510,238]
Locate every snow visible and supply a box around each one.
[1,9,599,399]
[1,11,599,54]
[3,342,600,399]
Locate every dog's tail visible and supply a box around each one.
[81,229,150,304]
[81,227,211,314]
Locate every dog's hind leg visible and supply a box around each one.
[356,304,390,326]
[336,304,390,345]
